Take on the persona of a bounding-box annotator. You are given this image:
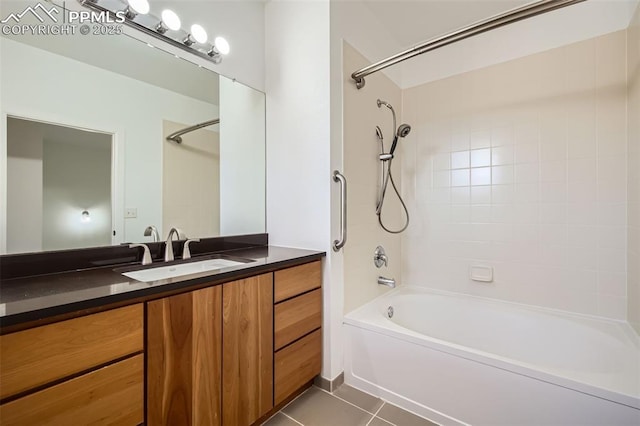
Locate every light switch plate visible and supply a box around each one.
[125,208,137,219]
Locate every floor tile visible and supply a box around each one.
[333,385,384,414]
[282,386,372,426]
[368,417,394,426]
[262,412,301,426]
[377,403,438,426]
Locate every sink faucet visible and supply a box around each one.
[378,276,396,288]
[144,225,160,242]
[164,227,185,262]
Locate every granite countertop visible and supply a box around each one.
[0,246,325,329]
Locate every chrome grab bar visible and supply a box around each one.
[333,170,347,252]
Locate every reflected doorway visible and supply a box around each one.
[6,116,113,253]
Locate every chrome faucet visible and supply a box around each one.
[378,276,396,288]
[164,227,185,262]
[144,225,160,242]
[182,238,200,260]
[129,243,152,265]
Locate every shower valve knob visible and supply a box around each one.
[374,245,388,268]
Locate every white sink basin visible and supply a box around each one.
[122,258,246,283]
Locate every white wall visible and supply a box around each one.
[219,76,266,235]
[152,0,266,91]
[627,3,640,334]
[265,0,341,380]
[42,138,112,250]
[6,118,43,253]
[163,120,220,238]
[1,37,217,248]
[398,0,637,89]
[342,42,404,314]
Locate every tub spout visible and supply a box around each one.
[378,276,396,288]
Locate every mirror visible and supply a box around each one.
[0,1,266,254]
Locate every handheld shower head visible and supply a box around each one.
[389,123,411,156]
[375,125,384,140]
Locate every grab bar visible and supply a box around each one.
[333,170,347,252]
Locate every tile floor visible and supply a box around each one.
[262,385,438,426]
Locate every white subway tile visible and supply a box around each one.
[597,248,626,273]
[492,184,514,204]
[451,186,470,204]
[515,143,539,164]
[597,271,627,297]
[471,167,491,186]
[471,148,491,167]
[492,165,514,185]
[451,169,470,187]
[471,185,492,204]
[451,150,470,169]
[492,145,514,166]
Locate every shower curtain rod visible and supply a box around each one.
[166,118,220,144]
[351,0,586,89]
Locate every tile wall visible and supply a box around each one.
[402,30,629,319]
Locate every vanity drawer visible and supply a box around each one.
[274,261,322,303]
[0,354,143,426]
[274,289,322,350]
[274,329,322,405]
[0,304,143,399]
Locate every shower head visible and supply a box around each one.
[397,124,411,138]
[389,123,411,156]
[375,125,384,140]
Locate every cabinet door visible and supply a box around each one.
[147,286,222,426]
[222,274,273,425]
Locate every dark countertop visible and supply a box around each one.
[0,246,325,330]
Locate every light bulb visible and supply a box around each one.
[161,9,181,31]
[214,36,230,55]
[127,0,149,15]
[81,210,91,223]
[190,24,207,44]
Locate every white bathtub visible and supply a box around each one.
[344,286,640,425]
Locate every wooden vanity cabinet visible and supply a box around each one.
[146,273,274,426]
[273,261,322,406]
[222,273,274,425]
[147,286,222,426]
[0,304,144,425]
[145,261,322,426]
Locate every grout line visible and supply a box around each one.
[316,386,381,416]
[281,412,304,426]
[372,402,398,426]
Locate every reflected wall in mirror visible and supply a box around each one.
[0,3,266,254]
[7,117,113,253]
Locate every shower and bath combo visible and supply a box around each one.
[375,99,410,234]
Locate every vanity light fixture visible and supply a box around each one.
[156,9,180,34]
[78,0,230,65]
[124,0,149,19]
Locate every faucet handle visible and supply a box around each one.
[374,245,388,268]
[182,238,200,260]
[129,243,152,265]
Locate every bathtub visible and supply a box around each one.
[343,286,640,425]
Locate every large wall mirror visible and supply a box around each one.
[0,1,266,254]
